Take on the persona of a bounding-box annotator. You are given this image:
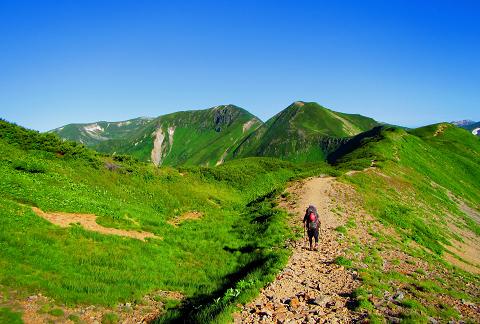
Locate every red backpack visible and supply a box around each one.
[307,210,318,230]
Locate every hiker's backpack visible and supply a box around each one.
[307,210,318,230]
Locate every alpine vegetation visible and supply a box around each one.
[1,105,479,323]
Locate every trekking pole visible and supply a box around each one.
[303,224,306,249]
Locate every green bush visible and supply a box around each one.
[13,159,47,173]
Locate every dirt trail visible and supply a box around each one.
[235,177,364,323]
[31,207,157,241]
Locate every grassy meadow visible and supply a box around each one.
[0,119,332,322]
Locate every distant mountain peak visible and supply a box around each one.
[451,120,480,137]
[452,120,476,127]
[293,101,305,107]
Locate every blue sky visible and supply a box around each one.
[0,0,479,131]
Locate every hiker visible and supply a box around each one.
[303,205,320,251]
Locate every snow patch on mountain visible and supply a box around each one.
[84,124,104,133]
[116,121,132,127]
[83,124,109,141]
[150,125,176,166]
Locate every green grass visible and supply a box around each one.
[351,237,478,321]
[49,308,64,317]
[2,117,479,322]
[0,119,333,322]
[155,187,297,322]
[101,312,119,324]
[0,307,23,324]
[334,226,347,234]
[68,313,81,323]
[334,256,352,267]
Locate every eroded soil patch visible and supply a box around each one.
[168,211,203,227]
[444,223,480,274]
[31,207,157,241]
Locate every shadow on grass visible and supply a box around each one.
[154,188,290,323]
[152,255,270,323]
[223,245,257,253]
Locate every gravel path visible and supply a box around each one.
[234,177,364,323]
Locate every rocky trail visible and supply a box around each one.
[234,172,480,323]
[235,177,367,323]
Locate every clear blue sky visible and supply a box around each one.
[1,0,479,131]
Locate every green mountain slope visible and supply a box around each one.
[56,105,263,166]
[452,120,480,136]
[330,122,480,257]
[97,104,262,166]
[326,123,480,321]
[51,117,155,146]
[233,101,380,162]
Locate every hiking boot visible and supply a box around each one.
[313,244,318,251]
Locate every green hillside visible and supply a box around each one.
[1,117,480,322]
[98,104,263,166]
[332,123,480,250]
[87,105,262,166]
[233,101,380,162]
[51,117,155,146]
[328,123,480,321]
[0,119,330,322]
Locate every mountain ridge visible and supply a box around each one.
[52,101,380,165]
[50,102,479,166]
[232,101,380,162]
[93,104,263,166]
